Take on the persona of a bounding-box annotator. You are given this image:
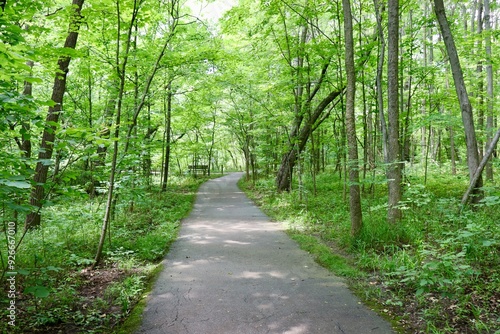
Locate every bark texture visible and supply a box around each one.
[387,0,402,223]
[342,0,363,236]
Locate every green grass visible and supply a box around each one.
[287,232,362,278]
[240,169,500,334]
[113,263,164,334]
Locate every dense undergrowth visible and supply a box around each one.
[240,166,500,334]
[0,176,207,333]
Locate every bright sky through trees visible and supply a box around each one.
[188,0,235,23]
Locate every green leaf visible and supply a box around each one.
[45,266,61,272]
[23,76,42,84]
[25,285,50,298]
[37,159,53,166]
[482,240,494,247]
[3,180,31,189]
[17,269,31,275]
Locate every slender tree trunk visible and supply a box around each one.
[374,0,388,163]
[310,131,318,196]
[123,0,180,155]
[432,0,483,203]
[475,2,484,162]
[93,0,139,269]
[20,60,34,159]
[207,112,217,176]
[484,0,494,181]
[387,0,402,223]
[342,0,362,236]
[449,126,457,175]
[359,6,372,191]
[162,81,173,192]
[25,0,84,231]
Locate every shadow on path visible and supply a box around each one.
[136,173,395,334]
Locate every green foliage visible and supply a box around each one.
[105,274,145,313]
[288,232,362,279]
[241,171,500,333]
[0,176,204,333]
[1,0,499,332]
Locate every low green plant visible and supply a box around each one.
[106,274,146,313]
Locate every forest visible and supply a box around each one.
[0,0,499,333]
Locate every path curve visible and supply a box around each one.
[137,173,395,334]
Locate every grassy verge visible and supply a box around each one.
[239,169,500,334]
[0,175,209,333]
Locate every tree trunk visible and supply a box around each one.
[207,113,216,177]
[342,0,363,236]
[276,89,344,191]
[387,0,402,224]
[93,0,140,269]
[449,126,457,175]
[433,0,483,203]
[484,0,494,181]
[162,81,173,192]
[461,127,500,208]
[374,0,388,164]
[123,0,180,156]
[475,2,484,162]
[21,60,34,159]
[25,0,84,231]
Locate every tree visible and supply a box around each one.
[25,0,85,231]
[432,0,483,204]
[161,79,174,191]
[342,0,362,235]
[484,0,494,181]
[93,0,141,268]
[374,0,388,164]
[387,0,402,223]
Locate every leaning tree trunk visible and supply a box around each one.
[275,25,378,193]
[25,0,84,231]
[433,0,483,203]
[276,89,343,192]
[276,149,298,192]
[461,127,500,209]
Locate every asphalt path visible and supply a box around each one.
[137,172,395,334]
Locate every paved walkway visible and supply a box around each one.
[137,173,395,334]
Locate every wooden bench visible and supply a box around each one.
[188,165,209,176]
